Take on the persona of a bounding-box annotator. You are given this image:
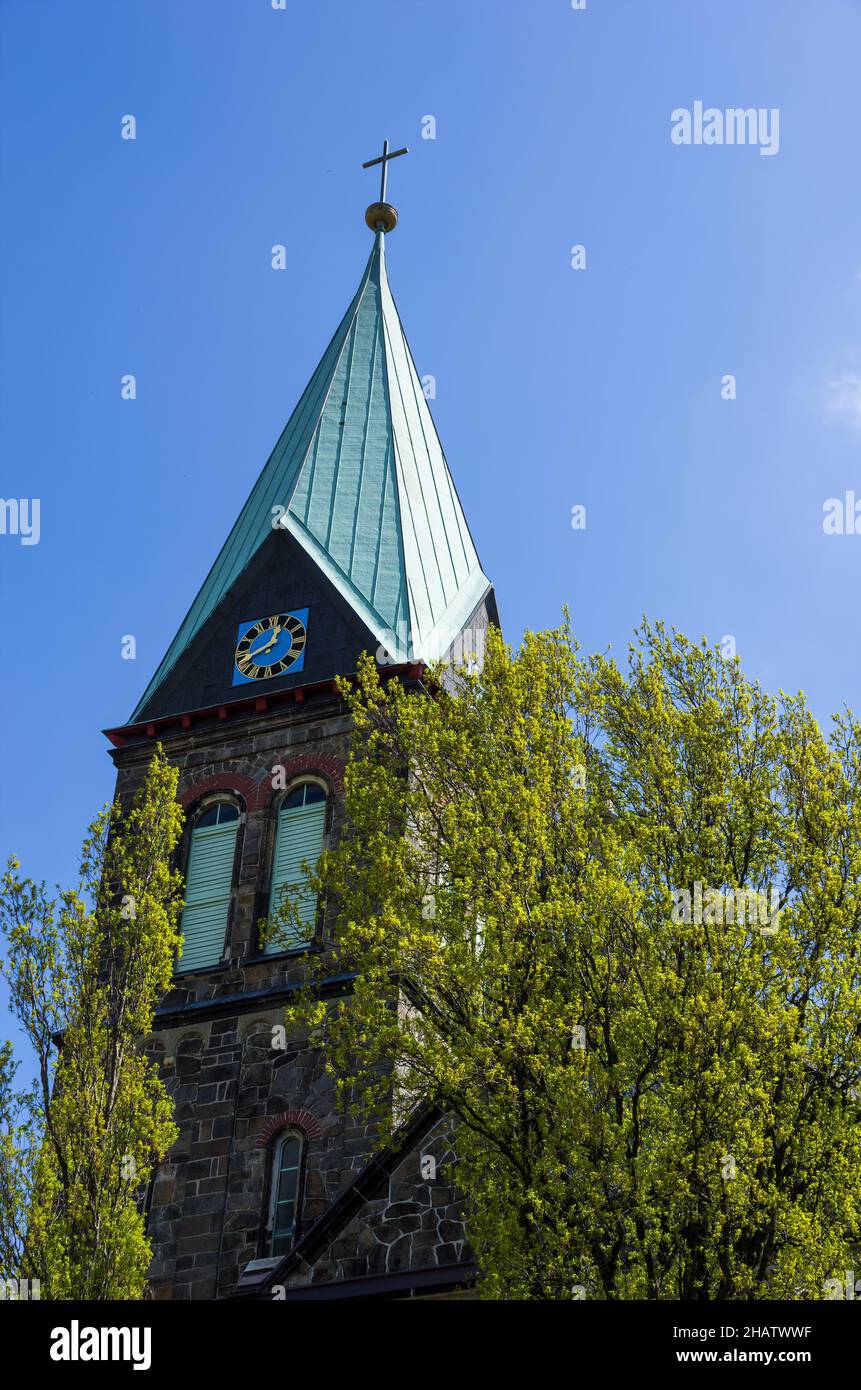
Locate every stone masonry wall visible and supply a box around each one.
[112,697,363,1297]
[279,1114,471,1291]
[114,689,470,1299]
[145,1011,381,1299]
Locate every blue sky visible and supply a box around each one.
[1,0,859,1075]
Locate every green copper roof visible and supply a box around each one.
[131,232,490,721]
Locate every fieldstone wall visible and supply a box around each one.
[113,690,472,1300]
[279,1115,471,1290]
[145,1008,380,1300]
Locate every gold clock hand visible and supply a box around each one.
[248,626,282,660]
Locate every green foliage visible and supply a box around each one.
[0,748,184,1299]
[283,620,861,1299]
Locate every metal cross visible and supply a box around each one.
[362,139,409,203]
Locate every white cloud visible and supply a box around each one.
[824,371,861,431]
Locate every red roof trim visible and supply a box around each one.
[103,664,425,748]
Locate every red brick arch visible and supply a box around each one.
[179,772,265,812]
[255,1109,322,1147]
[265,754,345,798]
[179,757,345,817]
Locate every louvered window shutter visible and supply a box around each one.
[266,801,326,952]
[178,820,238,972]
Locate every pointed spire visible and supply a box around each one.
[130,229,491,721]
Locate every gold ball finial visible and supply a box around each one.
[365,201,398,233]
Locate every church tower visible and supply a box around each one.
[104,156,497,1300]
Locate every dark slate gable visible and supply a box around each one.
[135,527,382,724]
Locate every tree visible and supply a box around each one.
[0,748,184,1299]
[279,620,861,1299]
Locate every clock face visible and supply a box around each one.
[232,608,308,686]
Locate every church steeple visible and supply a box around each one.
[130,182,493,725]
[106,163,486,1301]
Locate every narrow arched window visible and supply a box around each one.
[267,1131,304,1256]
[265,782,327,953]
[178,801,240,972]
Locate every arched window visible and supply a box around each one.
[178,801,240,973]
[267,1131,305,1256]
[265,782,327,954]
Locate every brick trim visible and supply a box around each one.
[256,1109,322,1147]
[179,757,345,818]
[179,772,264,812]
[268,754,345,795]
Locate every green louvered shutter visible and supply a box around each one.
[266,802,325,952]
[178,821,238,972]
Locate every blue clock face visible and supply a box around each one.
[232,608,308,686]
